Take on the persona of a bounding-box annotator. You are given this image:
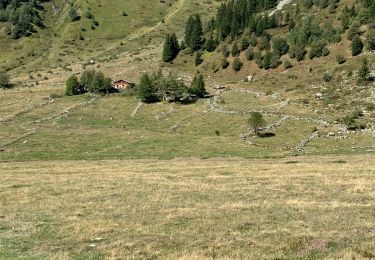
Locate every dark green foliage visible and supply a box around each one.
[245,48,254,60]
[69,7,80,22]
[269,53,281,69]
[232,57,243,72]
[239,37,250,50]
[366,28,375,50]
[336,54,346,64]
[351,35,363,56]
[261,33,271,50]
[222,45,230,57]
[80,70,112,94]
[195,51,203,66]
[347,22,360,40]
[0,0,45,39]
[231,41,240,56]
[162,33,180,62]
[321,22,341,43]
[284,60,293,69]
[309,40,327,59]
[358,58,369,83]
[289,45,306,61]
[249,112,265,135]
[323,72,332,82]
[137,73,157,103]
[249,34,257,46]
[319,0,328,9]
[137,70,201,103]
[288,16,322,48]
[214,0,277,40]
[272,37,289,55]
[263,51,272,69]
[190,74,206,98]
[65,75,81,96]
[254,51,263,68]
[184,14,204,51]
[221,57,229,69]
[322,46,330,56]
[205,35,217,52]
[0,71,10,89]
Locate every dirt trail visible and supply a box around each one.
[127,0,186,41]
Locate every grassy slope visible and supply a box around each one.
[1,156,375,259]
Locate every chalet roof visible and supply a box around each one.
[114,79,134,84]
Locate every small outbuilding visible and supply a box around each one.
[113,80,135,90]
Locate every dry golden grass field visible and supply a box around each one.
[1,155,375,259]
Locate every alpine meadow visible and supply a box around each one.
[0,0,375,259]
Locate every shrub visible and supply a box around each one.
[351,35,363,56]
[284,60,293,69]
[232,57,243,72]
[0,72,11,89]
[231,41,240,56]
[190,74,206,98]
[272,37,289,55]
[323,72,333,82]
[366,29,375,51]
[221,57,229,69]
[270,53,281,69]
[309,40,327,59]
[195,51,203,66]
[222,45,229,57]
[245,48,254,61]
[240,37,250,50]
[336,54,346,64]
[65,75,81,96]
[358,58,370,83]
[322,47,330,56]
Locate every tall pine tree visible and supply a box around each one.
[184,14,204,51]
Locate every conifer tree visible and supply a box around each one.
[351,35,363,56]
[232,57,243,72]
[231,41,240,56]
[205,35,217,52]
[184,14,204,51]
[162,33,180,62]
[162,34,174,62]
[195,51,203,66]
[190,74,206,98]
[65,75,80,96]
[358,58,369,83]
[138,73,157,103]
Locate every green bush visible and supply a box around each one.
[0,72,11,89]
[351,35,363,56]
[323,72,333,82]
[284,60,293,69]
[336,54,346,64]
[232,57,243,72]
[65,75,81,96]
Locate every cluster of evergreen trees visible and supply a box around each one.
[65,70,112,96]
[137,70,206,103]
[0,0,46,39]
[215,0,278,40]
[161,0,374,74]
